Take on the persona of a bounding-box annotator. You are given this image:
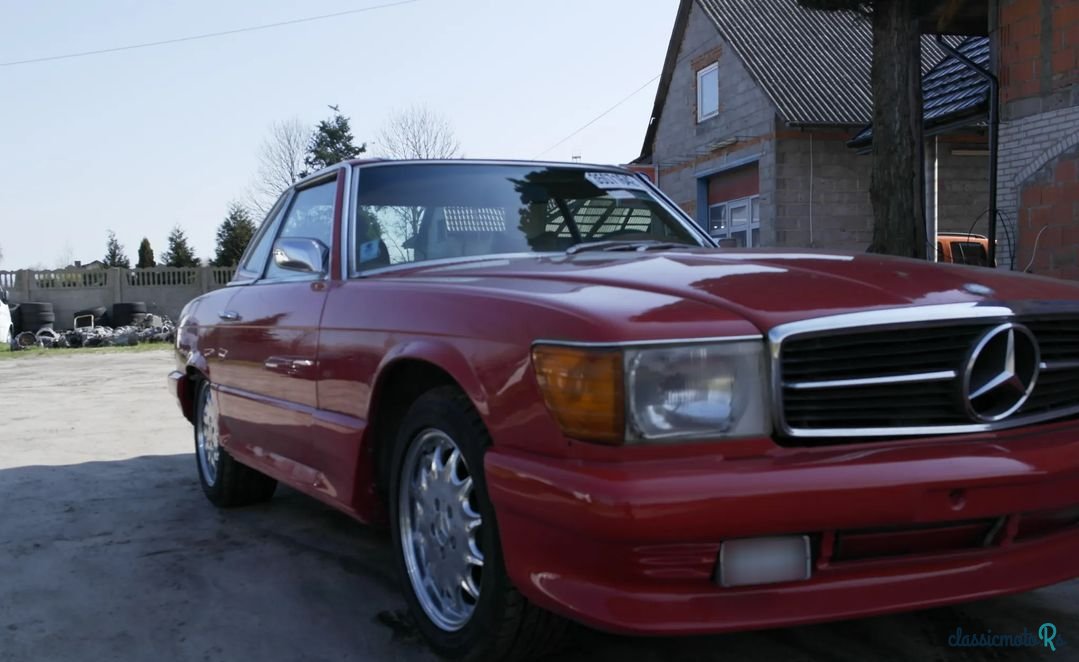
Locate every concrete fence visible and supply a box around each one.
[0,267,234,329]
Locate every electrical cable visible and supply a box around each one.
[1023,224,1049,273]
[996,209,1016,270]
[532,75,660,159]
[531,38,725,160]
[0,0,420,68]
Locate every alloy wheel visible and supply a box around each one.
[398,428,485,632]
[196,384,221,486]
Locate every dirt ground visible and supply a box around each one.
[1,350,1076,662]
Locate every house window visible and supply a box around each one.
[697,63,719,122]
[708,195,760,247]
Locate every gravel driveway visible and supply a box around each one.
[1,350,1075,661]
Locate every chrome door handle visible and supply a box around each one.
[264,357,289,370]
[264,357,315,374]
[219,311,240,321]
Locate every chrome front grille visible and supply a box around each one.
[771,304,1079,439]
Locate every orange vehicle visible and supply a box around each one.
[937,232,994,267]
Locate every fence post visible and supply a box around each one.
[198,266,212,294]
[109,267,124,307]
[16,270,32,302]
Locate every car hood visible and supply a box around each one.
[389,249,1079,331]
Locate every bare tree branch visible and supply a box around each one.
[373,106,461,258]
[249,117,311,216]
[376,104,461,160]
[55,241,75,269]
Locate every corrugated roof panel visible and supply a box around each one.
[697,0,960,126]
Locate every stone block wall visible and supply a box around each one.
[773,130,873,251]
[1,267,233,328]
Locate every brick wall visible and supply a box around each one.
[996,0,1079,274]
[1014,144,1079,277]
[997,106,1079,268]
[999,0,1079,120]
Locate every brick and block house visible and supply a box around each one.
[636,0,993,253]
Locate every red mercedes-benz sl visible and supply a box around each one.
[169,159,1079,661]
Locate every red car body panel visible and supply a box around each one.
[485,421,1079,633]
[171,162,1079,636]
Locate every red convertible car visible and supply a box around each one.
[170,159,1079,661]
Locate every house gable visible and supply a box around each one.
[650,0,776,172]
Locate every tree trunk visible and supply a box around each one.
[867,0,927,258]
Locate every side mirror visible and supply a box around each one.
[272,238,328,274]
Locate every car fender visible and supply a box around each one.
[184,343,211,378]
[372,338,491,418]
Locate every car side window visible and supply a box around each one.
[264,179,338,280]
[236,193,291,280]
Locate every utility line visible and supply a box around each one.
[0,0,420,68]
[531,38,720,160]
[532,74,660,159]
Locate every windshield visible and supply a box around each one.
[352,163,705,270]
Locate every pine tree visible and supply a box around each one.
[303,107,366,175]
[103,230,131,269]
[161,226,199,267]
[136,238,156,268]
[213,203,258,267]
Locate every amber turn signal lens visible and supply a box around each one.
[531,345,624,444]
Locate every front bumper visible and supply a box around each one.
[485,422,1079,635]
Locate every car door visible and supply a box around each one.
[213,171,343,483]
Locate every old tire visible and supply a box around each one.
[17,303,54,332]
[389,386,568,661]
[112,302,147,327]
[194,379,277,507]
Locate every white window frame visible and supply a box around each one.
[696,62,719,122]
[708,194,760,247]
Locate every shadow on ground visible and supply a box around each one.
[1,454,1075,662]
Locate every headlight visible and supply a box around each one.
[532,340,770,444]
[625,342,769,441]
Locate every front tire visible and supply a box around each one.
[194,379,277,507]
[389,386,568,661]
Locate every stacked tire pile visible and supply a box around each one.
[109,302,148,327]
[14,303,55,331]
[11,302,57,348]
[11,301,174,350]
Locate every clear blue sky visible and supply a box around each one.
[0,0,678,269]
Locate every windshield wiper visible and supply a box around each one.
[566,240,683,255]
